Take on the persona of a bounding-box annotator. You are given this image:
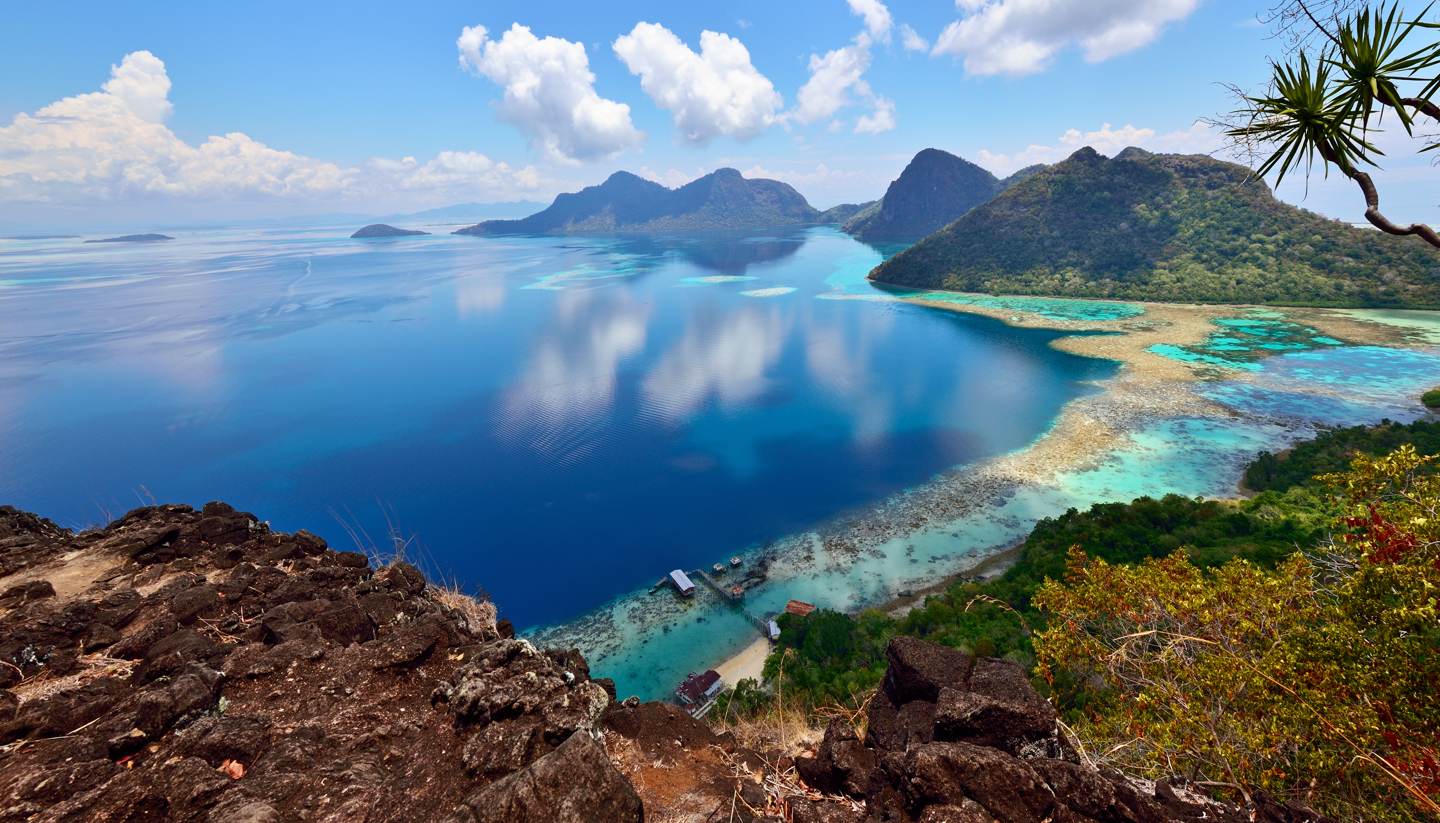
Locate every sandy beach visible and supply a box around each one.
[714,637,770,687]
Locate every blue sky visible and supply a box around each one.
[1,0,1436,229]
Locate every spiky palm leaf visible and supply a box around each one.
[1227,52,1379,185]
[1326,1,1440,136]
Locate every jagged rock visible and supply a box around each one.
[133,628,221,684]
[788,799,866,823]
[883,636,974,705]
[461,718,546,777]
[0,579,55,609]
[380,561,428,595]
[795,718,876,797]
[445,732,642,822]
[177,714,275,766]
[934,670,1055,750]
[0,502,619,822]
[210,799,284,823]
[905,740,1055,821]
[170,583,222,624]
[442,639,610,740]
[602,700,717,749]
[917,801,998,823]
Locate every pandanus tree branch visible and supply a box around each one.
[1228,2,1440,249]
[1317,136,1440,247]
[1339,93,1440,247]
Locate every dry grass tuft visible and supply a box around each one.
[709,700,824,758]
[431,581,498,639]
[715,745,862,821]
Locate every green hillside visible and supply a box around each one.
[869,147,1440,307]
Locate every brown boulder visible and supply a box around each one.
[461,718,547,777]
[904,740,1055,822]
[933,671,1055,751]
[883,636,974,705]
[0,579,56,609]
[795,718,878,798]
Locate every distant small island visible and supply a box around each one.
[83,233,173,244]
[351,223,430,239]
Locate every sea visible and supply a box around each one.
[2,225,1436,699]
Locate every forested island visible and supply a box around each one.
[869,147,1440,307]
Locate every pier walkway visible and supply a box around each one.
[691,569,770,637]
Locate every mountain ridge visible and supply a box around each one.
[843,148,1003,242]
[456,168,822,235]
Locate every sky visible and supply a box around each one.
[1,0,1436,231]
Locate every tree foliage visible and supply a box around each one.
[752,488,1329,711]
[1033,447,1440,819]
[1244,417,1440,490]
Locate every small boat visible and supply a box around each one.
[712,563,724,574]
[729,556,742,567]
[730,585,743,598]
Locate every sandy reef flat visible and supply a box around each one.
[538,293,1440,699]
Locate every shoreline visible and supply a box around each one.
[532,289,1439,701]
[697,294,1431,689]
[709,542,1026,687]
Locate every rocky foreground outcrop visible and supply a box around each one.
[0,504,635,822]
[0,504,1329,822]
[787,637,1330,823]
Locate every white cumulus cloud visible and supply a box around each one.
[899,24,930,52]
[976,122,1221,176]
[791,35,895,135]
[932,0,1200,76]
[0,51,350,202]
[846,0,894,41]
[790,0,903,135]
[613,23,782,144]
[792,38,874,125]
[853,96,896,134]
[364,151,542,196]
[458,23,642,163]
[0,51,545,211]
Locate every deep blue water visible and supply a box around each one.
[0,227,1117,628]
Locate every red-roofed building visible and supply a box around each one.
[675,670,723,707]
[784,599,816,617]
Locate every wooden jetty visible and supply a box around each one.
[692,568,770,637]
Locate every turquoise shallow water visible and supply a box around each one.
[537,324,1440,701]
[1148,311,1345,372]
